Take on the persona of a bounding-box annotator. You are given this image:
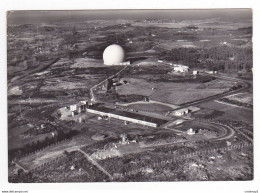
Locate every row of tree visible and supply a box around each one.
[160,46,252,72]
[9,130,79,161]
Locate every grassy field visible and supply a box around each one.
[158,41,197,50]
[8,125,32,150]
[198,101,253,124]
[116,77,231,105]
[70,57,103,68]
[225,92,253,105]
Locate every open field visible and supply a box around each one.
[8,125,32,150]
[158,41,197,49]
[71,57,103,68]
[118,100,179,109]
[197,101,253,124]
[116,77,234,105]
[225,92,253,105]
[218,92,253,109]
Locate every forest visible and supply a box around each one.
[160,46,253,72]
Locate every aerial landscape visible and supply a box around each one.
[7,9,253,182]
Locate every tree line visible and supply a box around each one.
[9,130,79,161]
[160,46,252,72]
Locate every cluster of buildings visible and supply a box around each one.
[158,60,191,73]
[68,101,88,116]
[174,108,190,116]
[64,44,208,129]
[67,99,194,127]
[87,106,168,128]
[157,60,219,75]
[66,100,168,128]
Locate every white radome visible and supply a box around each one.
[103,44,125,65]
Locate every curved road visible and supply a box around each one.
[174,74,251,110]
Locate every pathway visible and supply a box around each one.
[77,149,114,180]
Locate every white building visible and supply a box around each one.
[173,64,189,73]
[193,70,199,75]
[187,128,195,135]
[174,108,189,116]
[70,101,87,114]
[119,61,130,65]
[207,71,218,74]
[70,104,77,111]
[220,41,227,45]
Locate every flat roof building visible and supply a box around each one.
[86,106,168,127]
[174,108,189,116]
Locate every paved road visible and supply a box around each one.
[173,74,251,111]
[90,66,128,102]
[208,121,235,141]
[232,127,253,143]
[144,121,235,150]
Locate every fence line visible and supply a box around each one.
[30,154,67,172]
[20,141,252,179]
[120,142,252,178]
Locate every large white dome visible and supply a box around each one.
[103,44,125,65]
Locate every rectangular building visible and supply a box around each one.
[86,106,168,127]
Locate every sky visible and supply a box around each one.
[7,9,252,25]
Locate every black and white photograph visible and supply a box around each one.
[1,1,260,191]
[5,9,254,183]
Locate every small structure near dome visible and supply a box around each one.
[69,101,87,116]
[187,128,196,135]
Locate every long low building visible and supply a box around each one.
[86,106,168,128]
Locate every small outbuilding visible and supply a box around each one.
[187,128,196,135]
[173,64,189,73]
[193,70,199,75]
[174,108,189,116]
